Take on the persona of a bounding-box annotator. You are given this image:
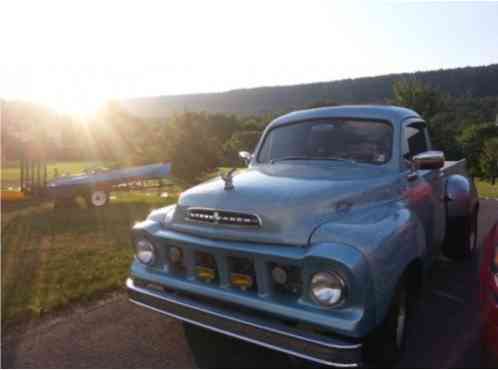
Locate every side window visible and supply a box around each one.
[402,122,428,159]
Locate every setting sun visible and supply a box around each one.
[34,91,108,117]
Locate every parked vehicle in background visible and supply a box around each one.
[481,222,498,365]
[126,106,479,367]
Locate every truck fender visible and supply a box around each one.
[445,175,475,220]
[309,205,427,327]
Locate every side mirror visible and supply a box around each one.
[412,150,445,170]
[239,151,252,165]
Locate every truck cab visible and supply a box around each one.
[127,105,478,367]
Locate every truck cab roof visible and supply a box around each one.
[268,105,421,130]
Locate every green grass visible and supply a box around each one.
[1,193,178,327]
[475,178,498,198]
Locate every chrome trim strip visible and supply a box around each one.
[126,278,361,351]
[130,298,360,367]
[185,207,263,228]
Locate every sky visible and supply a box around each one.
[1,0,498,115]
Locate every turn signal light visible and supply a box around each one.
[195,266,216,283]
[230,273,253,291]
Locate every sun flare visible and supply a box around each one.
[35,92,107,117]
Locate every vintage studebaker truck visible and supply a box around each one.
[126,105,479,367]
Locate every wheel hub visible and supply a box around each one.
[91,191,107,207]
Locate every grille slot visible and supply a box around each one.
[194,251,219,284]
[186,208,261,227]
[228,256,258,293]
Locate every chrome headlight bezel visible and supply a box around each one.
[310,271,346,307]
[163,205,176,224]
[135,238,156,265]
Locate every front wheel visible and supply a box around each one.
[182,323,241,368]
[364,280,412,367]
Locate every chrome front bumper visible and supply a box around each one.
[126,278,363,367]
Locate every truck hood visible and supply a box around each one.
[170,163,402,246]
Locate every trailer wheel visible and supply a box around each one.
[87,190,109,207]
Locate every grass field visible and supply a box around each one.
[1,194,178,327]
[1,161,181,327]
[475,178,498,199]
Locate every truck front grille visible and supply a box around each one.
[186,208,261,227]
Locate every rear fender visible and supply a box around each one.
[446,175,477,220]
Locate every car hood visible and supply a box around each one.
[170,162,402,246]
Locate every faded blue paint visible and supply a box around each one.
[128,106,477,341]
[48,162,171,188]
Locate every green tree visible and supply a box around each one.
[391,78,462,158]
[429,112,463,160]
[480,137,498,184]
[391,78,446,120]
[457,123,498,177]
[166,113,223,183]
[223,130,262,165]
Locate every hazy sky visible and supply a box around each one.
[1,0,497,114]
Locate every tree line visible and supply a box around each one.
[2,79,498,184]
[123,64,498,117]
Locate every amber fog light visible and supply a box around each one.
[135,239,155,265]
[310,272,345,307]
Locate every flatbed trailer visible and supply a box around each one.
[47,162,172,207]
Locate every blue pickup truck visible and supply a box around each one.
[126,105,478,367]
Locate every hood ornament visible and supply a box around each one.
[221,168,237,191]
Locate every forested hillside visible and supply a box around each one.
[3,63,498,185]
[121,64,498,117]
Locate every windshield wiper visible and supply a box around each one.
[270,156,314,164]
[270,155,357,164]
[320,156,358,164]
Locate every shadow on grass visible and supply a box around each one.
[2,200,175,365]
[1,201,172,323]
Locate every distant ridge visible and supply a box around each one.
[121,64,498,118]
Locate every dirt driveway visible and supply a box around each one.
[2,199,498,368]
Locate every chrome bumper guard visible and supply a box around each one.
[127,278,362,367]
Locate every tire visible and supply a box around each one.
[364,279,412,368]
[443,209,477,260]
[87,190,109,207]
[182,323,241,368]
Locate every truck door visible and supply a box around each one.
[402,121,446,259]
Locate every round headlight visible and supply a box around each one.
[135,239,155,265]
[310,272,345,307]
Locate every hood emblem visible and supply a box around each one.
[221,168,236,191]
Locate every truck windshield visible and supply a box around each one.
[257,119,393,165]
